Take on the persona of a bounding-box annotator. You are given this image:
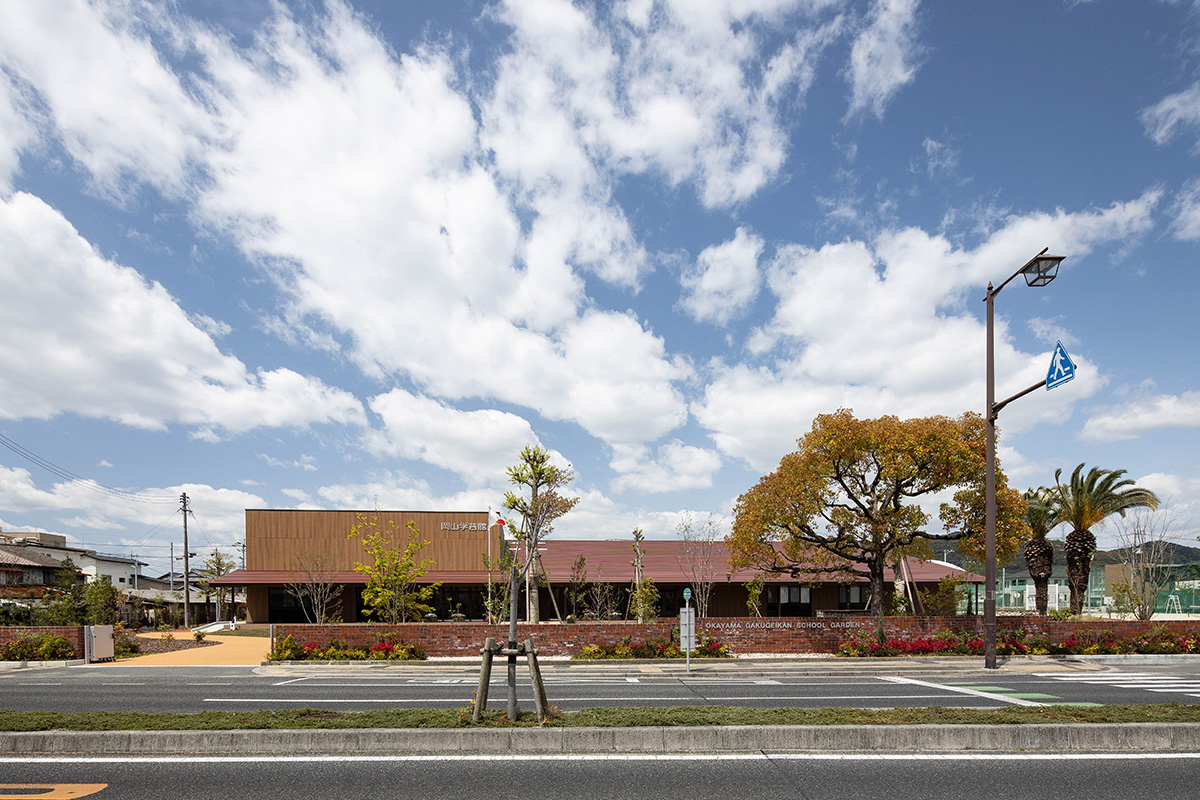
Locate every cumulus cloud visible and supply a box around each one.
[845,0,922,119]
[365,389,542,486]
[679,227,765,325]
[608,440,723,494]
[0,0,213,200]
[695,196,1155,471]
[0,192,366,433]
[0,465,260,541]
[1080,389,1200,443]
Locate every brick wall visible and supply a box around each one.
[0,625,84,658]
[274,616,1200,658]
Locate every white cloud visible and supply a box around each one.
[1080,390,1200,443]
[1141,81,1200,148]
[0,0,213,200]
[608,440,723,494]
[695,197,1156,470]
[185,4,691,447]
[1169,177,1200,240]
[0,69,37,193]
[0,466,261,541]
[366,389,541,486]
[0,192,366,433]
[679,227,765,325]
[845,0,922,119]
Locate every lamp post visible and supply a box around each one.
[984,247,1064,669]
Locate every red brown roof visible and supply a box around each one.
[212,540,980,586]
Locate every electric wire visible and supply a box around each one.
[0,432,177,503]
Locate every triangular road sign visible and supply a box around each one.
[1047,340,1075,390]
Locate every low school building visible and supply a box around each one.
[213,508,977,624]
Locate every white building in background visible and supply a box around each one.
[0,529,144,587]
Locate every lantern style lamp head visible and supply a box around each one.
[1020,247,1065,287]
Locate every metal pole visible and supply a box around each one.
[181,493,191,630]
[984,284,997,669]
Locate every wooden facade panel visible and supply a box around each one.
[246,509,504,573]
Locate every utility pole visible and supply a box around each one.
[233,540,246,570]
[181,493,192,630]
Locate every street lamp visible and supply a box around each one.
[984,247,1065,669]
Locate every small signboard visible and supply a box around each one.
[679,607,696,652]
[1047,340,1076,390]
[683,587,692,601]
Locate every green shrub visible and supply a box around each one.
[36,635,75,660]
[268,634,305,661]
[572,632,729,659]
[0,634,77,661]
[193,630,206,642]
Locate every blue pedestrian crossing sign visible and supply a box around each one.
[1047,341,1076,390]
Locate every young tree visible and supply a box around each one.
[1110,507,1182,621]
[285,552,343,623]
[1021,488,1059,615]
[198,550,238,622]
[84,578,122,625]
[566,554,589,618]
[744,576,764,617]
[348,515,439,623]
[482,548,517,624]
[675,511,721,618]
[1052,464,1160,615]
[495,445,579,720]
[502,444,579,625]
[729,409,1028,619]
[41,556,85,625]
[629,528,658,622]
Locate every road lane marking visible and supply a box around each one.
[4,754,1200,764]
[880,676,1044,707]
[201,693,975,704]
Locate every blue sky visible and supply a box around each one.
[1,0,1197,577]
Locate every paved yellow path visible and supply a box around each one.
[112,633,270,666]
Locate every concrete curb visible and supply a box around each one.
[2,723,1199,756]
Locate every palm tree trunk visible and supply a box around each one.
[1065,528,1096,615]
[1034,577,1049,615]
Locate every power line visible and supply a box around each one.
[0,432,177,504]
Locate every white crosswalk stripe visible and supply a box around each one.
[1034,671,1200,695]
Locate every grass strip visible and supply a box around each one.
[1,704,1199,732]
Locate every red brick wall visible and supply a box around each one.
[274,616,1200,658]
[0,626,84,658]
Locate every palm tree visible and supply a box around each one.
[1052,464,1159,615]
[1021,488,1058,615]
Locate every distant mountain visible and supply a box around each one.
[928,539,1200,572]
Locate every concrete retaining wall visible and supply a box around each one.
[2,723,1198,755]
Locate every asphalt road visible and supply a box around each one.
[4,660,1200,713]
[3,753,1200,800]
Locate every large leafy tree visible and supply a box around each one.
[1052,464,1159,615]
[1021,488,1058,615]
[729,409,1028,619]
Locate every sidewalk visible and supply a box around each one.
[112,633,270,666]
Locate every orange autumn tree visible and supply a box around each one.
[729,409,1028,618]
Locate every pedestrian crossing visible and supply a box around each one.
[1034,671,1200,697]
